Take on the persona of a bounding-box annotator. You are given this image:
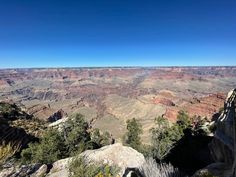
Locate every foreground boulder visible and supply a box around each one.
[46,157,71,177]
[47,143,145,177]
[193,89,236,177]
[80,143,146,176]
[0,164,43,177]
[0,143,145,177]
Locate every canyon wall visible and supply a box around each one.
[203,89,236,177]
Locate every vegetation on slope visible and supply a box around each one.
[69,156,119,177]
[10,118,46,138]
[21,114,113,164]
[123,110,192,161]
[0,102,31,121]
[123,110,212,176]
[0,142,21,167]
[90,128,113,148]
[123,118,143,151]
[0,100,215,177]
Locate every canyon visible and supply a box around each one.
[0,67,236,142]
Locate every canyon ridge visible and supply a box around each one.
[1,67,236,142]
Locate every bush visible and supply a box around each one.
[69,156,119,177]
[139,158,186,177]
[151,116,176,161]
[21,114,95,164]
[0,102,31,121]
[123,118,143,151]
[90,129,112,148]
[62,114,91,156]
[139,144,154,158]
[176,110,191,131]
[151,111,192,161]
[21,128,65,164]
[10,118,46,138]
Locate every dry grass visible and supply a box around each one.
[10,119,46,138]
[139,158,187,177]
[0,142,21,165]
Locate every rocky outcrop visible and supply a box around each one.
[164,93,225,122]
[0,144,146,177]
[47,143,145,177]
[0,143,146,177]
[194,89,236,177]
[46,157,71,177]
[48,109,67,122]
[0,164,43,177]
[152,97,175,106]
[80,143,146,176]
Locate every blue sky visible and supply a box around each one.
[0,0,235,68]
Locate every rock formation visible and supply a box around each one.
[47,143,146,177]
[0,143,146,177]
[47,109,67,122]
[194,88,236,177]
[80,143,146,176]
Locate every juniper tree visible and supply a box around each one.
[124,118,143,151]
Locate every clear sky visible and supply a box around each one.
[0,0,235,68]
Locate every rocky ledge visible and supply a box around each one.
[194,88,236,177]
[0,143,146,177]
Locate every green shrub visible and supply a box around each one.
[69,156,119,177]
[138,144,153,158]
[62,114,91,156]
[151,116,176,160]
[123,118,143,151]
[10,118,46,138]
[90,129,112,148]
[21,128,65,164]
[151,111,191,161]
[0,102,31,121]
[21,114,95,164]
[176,110,191,131]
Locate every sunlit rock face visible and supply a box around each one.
[195,89,236,177]
[0,143,145,177]
[80,143,146,176]
[47,143,146,177]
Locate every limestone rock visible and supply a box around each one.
[46,157,72,177]
[31,164,48,177]
[46,143,145,177]
[48,117,69,129]
[0,167,14,177]
[80,143,146,176]
[48,109,67,122]
[0,164,42,177]
[193,88,236,177]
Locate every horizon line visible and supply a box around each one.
[1,65,236,70]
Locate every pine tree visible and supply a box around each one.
[124,118,143,151]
